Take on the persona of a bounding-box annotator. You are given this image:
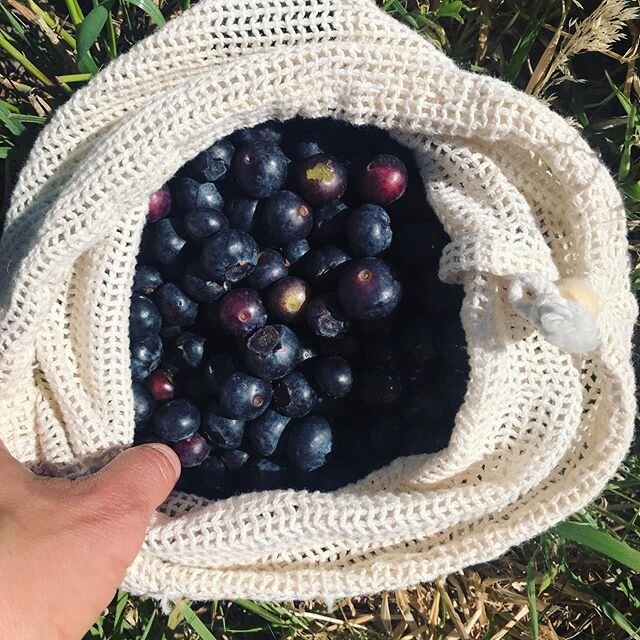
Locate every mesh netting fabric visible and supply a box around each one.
[0,0,636,602]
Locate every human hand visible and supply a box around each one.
[0,440,180,640]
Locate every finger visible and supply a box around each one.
[86,444,180,522]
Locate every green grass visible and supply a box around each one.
[1,1,639,638]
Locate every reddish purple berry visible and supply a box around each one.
[358,154,408,205]
[294,154,347,206]
[172,433,211,467]
[147,369,176,401]
[147,184,171,222]
[265,276,311,323]
[218,288,267,337]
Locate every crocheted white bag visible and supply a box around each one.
[0,0,636,602]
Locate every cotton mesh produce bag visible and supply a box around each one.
[0,0,636,602]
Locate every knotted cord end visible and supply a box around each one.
[508,274,600,354]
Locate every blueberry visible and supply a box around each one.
[337,257,401,320]
[358,154,407,205]
[181,264,227,303]
[173,177,223,210]
[248,458,289,490]
[418,272,464,315]
[191,139,235,181]
[133,265,163,295]
[247,409,290,456]
[287,415,332,472]
[262,191,313,244]
[346,204,392,256]
[172,433,211,467]
[290,140,324,160]
[220,448,250,472]
[147,184,172,222]
[392,223,441,268]
[304,246,350,289]
[148,218,186,266]
[305,293,350,338]
[357,369,403,410]
[202,405,246,449]
[233,142,287,198]
[129,294,161,340]
[233,123,283,147]
[293,154,347,206]
[201,352,240,393]
[184,208,229,242]
[172,332,206,368]
[200,229,259,284]
[314,356,353,398]
[218,288,267,337]
[219,372,272,420]
[132,381,155,428]
[130,334,162,380]
[152,399,200,441]
[147,368,176,401]
[224,198,259,234]
[438,319,469,370]
[193,456,234,498]
[274,371,317,418]
[265,276,311,323]
[202,353,240,393]
[311,201,349,244]
[155,283,198,326]
[244,249,288,290]
[401,392,443,424]
[243,324,301,380]
[159,325,182,338]
[370,415,402,454]
[282,239,311,265]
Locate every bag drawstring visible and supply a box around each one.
[507,273,600,354]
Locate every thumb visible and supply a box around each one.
[88,443,181,523]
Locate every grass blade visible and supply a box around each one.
[123,0,166,26]
[176,601,218,640]
[64,0,85,26]
[105,9,117,58]
[506,20,542,83]
[0,30,55,86]
[618,103,636,182]
[112,589,129,632]
[564,569,640,639]
[233,599,285,625]
[526,555,539,640]
[554,521,640,571]
[26,0,77,48]
[76,1,113,61]
[0,4,27,42]
[0,103,26,136]
[139,608,157,640]
[56,73,93,82]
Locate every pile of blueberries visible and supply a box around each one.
[131,118,468,499]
